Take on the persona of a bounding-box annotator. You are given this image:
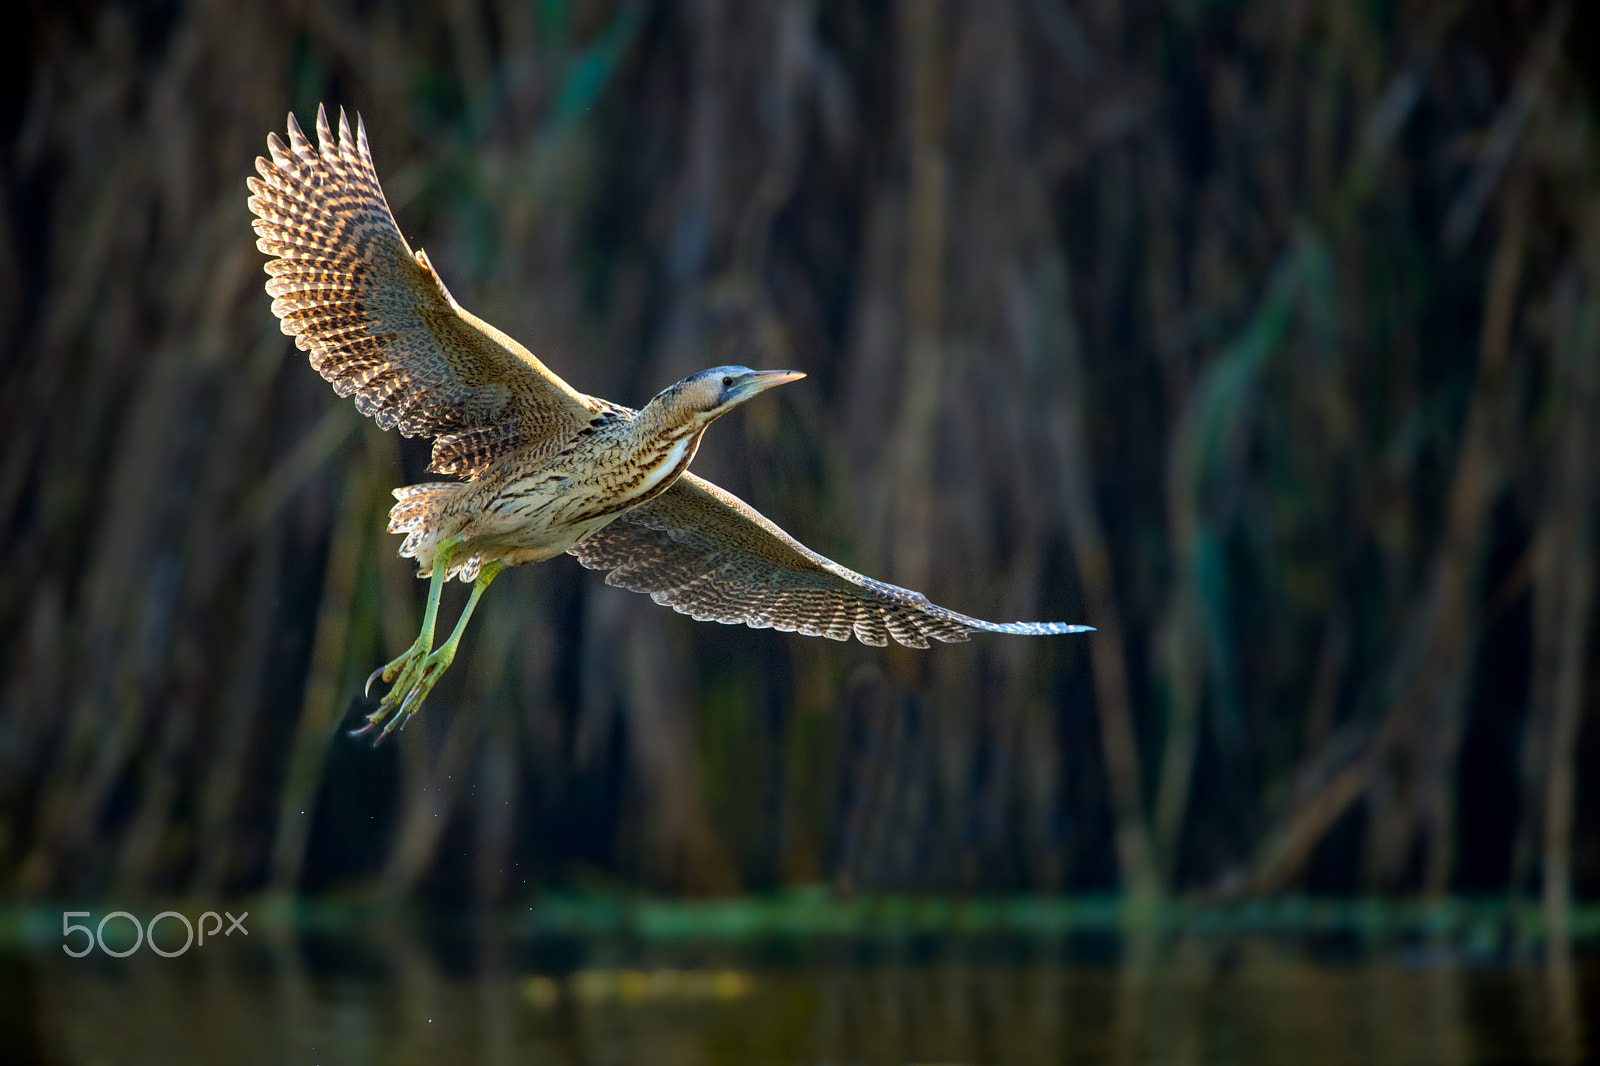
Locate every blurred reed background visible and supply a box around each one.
[1,0,1596,927]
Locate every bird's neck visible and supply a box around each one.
[631,383,704,443]
[607,393,709,510]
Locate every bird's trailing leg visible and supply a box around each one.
[357,536,461,740]
[377,559,505,739]
[359,543,505,742]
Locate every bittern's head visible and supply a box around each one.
[665,366,806,424]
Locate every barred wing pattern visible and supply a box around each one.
[569,474,1093,648]
[247,105,599,477]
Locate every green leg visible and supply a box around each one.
[432,561,504,671]
[371,557,506,742]
[358,537,461,737]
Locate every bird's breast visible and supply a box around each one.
[634,433,696,497]
[569,427,703,523]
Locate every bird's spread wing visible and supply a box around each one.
[247,105,600,477]
[568,473,1093,648]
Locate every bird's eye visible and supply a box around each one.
[721,376,733,388]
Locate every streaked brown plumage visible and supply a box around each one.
[248,105,1091,738]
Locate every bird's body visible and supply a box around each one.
[395,381,735,578]
[247,106,1091,737]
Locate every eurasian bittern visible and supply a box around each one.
[247,106,1091,740]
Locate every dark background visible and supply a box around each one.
[1,0,1596,922]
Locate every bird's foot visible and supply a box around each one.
[364,638,427,699]
[355,638,453,744]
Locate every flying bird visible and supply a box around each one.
[247,105,1092,740]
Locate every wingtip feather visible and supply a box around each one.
[337,107,357,163]
[264,131,291,170]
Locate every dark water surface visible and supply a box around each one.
[3,929,1593,1064]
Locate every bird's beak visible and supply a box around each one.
[732,369,806,399]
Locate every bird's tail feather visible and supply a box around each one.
[388,483,475,579]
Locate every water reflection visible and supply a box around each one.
[5,929,1592,1065]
